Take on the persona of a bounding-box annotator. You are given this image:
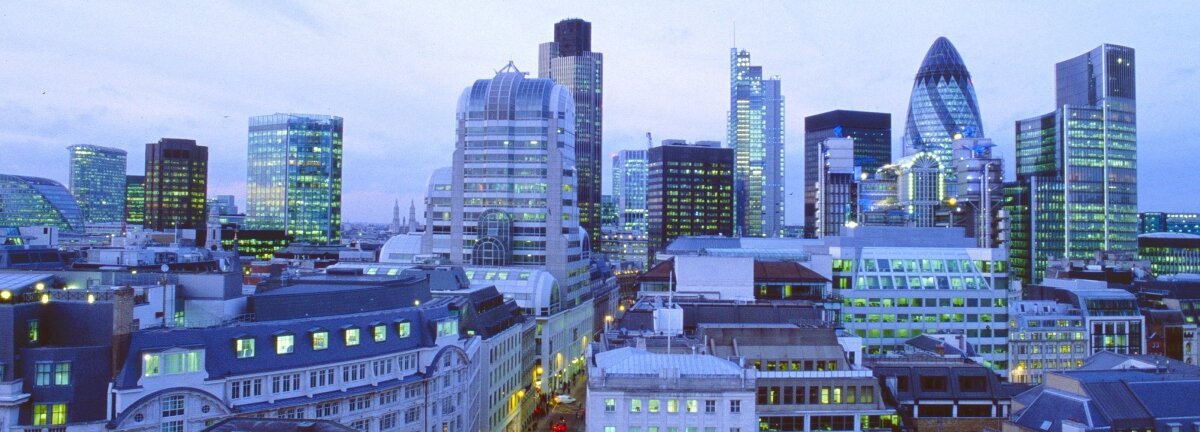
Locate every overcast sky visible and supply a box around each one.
[2,1,1198,224]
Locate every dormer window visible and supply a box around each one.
[373,324,387,342]
[344,327,361,346]
[397,321,412,338]
[275,333,295,355]
[235,337,255,359]
[312,330,329,351]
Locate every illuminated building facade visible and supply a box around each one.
[901,37,984,190]
[647,140,734,262]
[144,138,208,236]
[728,48,784,238]
[612,149,648,231]
[1008,44,1137,283]
[804,110,891,237]
[0,174,84,231]
[66,144,127,224]
[124,175,145,226]
[246,113,343,244]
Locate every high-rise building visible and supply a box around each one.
[728,48,784,237]
[124,175,145,226]
[815,137,857,237]
[1008,44,1137,283]
[66,144,127,224]
[611,149,647,231]
[144,138,208,238]
[207,195,238,215]
[1139,212,1200,235]
[246,113,344,244]
[950,138,1003,248]
[804,110,891,237]
[902,37,984,190]
[540,18,603,251]
[895,152,945,228]
[425,62,589,309]
[0,174,84,231]
[647,140,734,261]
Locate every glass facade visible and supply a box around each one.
[1139,212,1200,235]
[0,174,84,231]
[647,141,734,261]
[728,48,785,237]
[144,139,208,234]
[540,18,603,251]
[67,144,127,224]
[1138,234,1200,276]
[895,152,943,228]
[124,175,145,226]
[804,110,891,237]
[1008,44,1137,283]
[612,149,647,231]
[901,37,984,190]
[246,113,344,244]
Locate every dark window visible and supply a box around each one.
[957,405,993,417]
[959,376,987,392]
[896,376,909,392]
[919,376,947,392]
[918,404,953,417]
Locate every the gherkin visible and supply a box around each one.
[902,37,984,191]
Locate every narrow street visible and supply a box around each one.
[535,376,588,432]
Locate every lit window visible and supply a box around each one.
[235,338,255,358]
[276,334,294,354]
[54,362,70,386]
[345,328,361,346]
[313,331,329,350]
[397,322,411,338]
[373,325,387,342]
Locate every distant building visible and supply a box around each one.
[1140,212,1200,235]
[67,144,127,224]
[1022,278,1146,362]
[1006,300,1089,384]
[647,140,734,262]
[804,110,891,237]
[600,194,618,228]
[612,149,648,231]
[950,138,1003,248]
[815,137,857,237]
[639,256,829,302]
[246,113,344,244]
[586,347,757,432]
[125,174,145,226]
[144,138,208,239]
[1138,233,1200,276]
[894,152,944,228]
[869,353,1012,431]
[1008,44,1138,283]
[540,18,604,251]
[600,228,648,270]
[901,37,985,191]
[0,174,84,232]
[728,48,784,238]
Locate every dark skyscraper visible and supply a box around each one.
[647,140,734,261]
[144,138,208,240]
[1008,44,1137,282]
[902,37,984,190]
[540,18,603,251]
[804,110,891,237]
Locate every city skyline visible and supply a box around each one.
[2,2,1199,223]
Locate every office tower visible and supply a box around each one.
[902,37,984,190]
[600,194,618,227]
[144,138,208,237]
[951,138,1003,247]
[804,110,891,236]
[540,18,603,251]
[0,174,84,231]
[425,62,589,308]
[612,149,647,231]
[815,137,856,237]
[66,144,127,224]
[728,48,785,237]
[1009,44,1137,282]
[246,114,343,244]
[895,152,944,227]
[124,175,145,226]
[1138,233,1200,276]
[647,140,734,261]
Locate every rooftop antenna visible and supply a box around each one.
[646,132,653,150]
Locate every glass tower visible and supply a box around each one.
[902,37,984,190]
[728,48,785,237]
[804,110,891,237]
[67,144,127,224]
[612,149,647,231]
[540,18,603,251]
[647,140,734,261]
[125,175,145,226]
[1008,44,1137,282]
[426,62,588,310]
[0,174,84,231]
[246,113,344,244]
[144,138,208,237]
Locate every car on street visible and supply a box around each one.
[555,395,577,404]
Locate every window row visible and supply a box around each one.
[234,322,413,359]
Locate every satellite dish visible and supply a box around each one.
[161,264,170,273]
